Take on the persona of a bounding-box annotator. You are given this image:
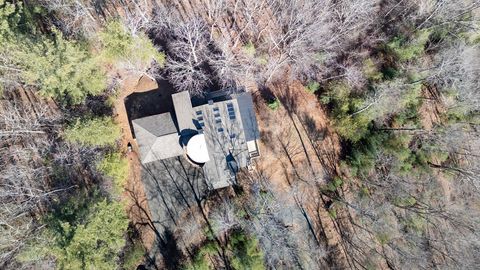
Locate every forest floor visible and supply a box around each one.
[252,80,348,268]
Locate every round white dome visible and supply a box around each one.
[186,134,210,163]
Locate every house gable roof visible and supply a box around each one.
[132,113,183,163]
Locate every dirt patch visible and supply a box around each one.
[112,74,162,250]
[251,79,348,268]
[113,75,158,151]
[418,85,445,131]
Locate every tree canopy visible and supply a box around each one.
[0,1,106,104]
[64,117,121,147]
[20,198,129,270]
[99,20,165,70]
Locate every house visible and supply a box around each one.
[132,90,260,189]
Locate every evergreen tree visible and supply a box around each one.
[0,1,106,104]
[99,20,165,69]
[64,117,121,147]
[97,152,129,189]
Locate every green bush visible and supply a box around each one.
[321,82,372,142]
[183,231,264,270]
[394,196,417,208]
[333,115,372,143]
[53,200,128,270]
[328,208,337,219]
[267,98,280,110]
[21,197,128,270]
[98,152,129,189]
[347,132,386,176]
[380,66,400,80]
[376,233,390,245]
[325,177,344,192]
[229,231,265,270]
[305,81,320,93]
[404,214,426,234]
[64,117,121,147]
[99,20,165,67]
[387,30,431,62]
[257,54,269,65]
[184,253,211,270]
[184,242,218,270]
[243,41,256,57]
[363,58,383,81]
[0,2,106,104]
[24,30,106,104]
[122,242,145,270]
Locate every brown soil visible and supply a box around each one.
[418,86,453,202]
[252,80,349,268]
[418,85,445,130]
[112,74,160,251]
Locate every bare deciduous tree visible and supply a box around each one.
[431,42,480,113]
[38,0,99,37]
[165,19,213,95]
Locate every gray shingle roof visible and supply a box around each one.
[172,91,196,132]
[131,90,259,189]
[132,113,177,137]
[236,92,260,142]
[132,113,183,164]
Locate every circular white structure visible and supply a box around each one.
[186,134,210,163]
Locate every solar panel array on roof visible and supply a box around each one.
[196,110,205,129]
[227,103,236,120]
[213,106,223,133]
[134,90,259,190]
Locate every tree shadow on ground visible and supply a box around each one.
[157,229,184,270]
[258,85,277,104]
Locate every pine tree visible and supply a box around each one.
[64,117,121,147]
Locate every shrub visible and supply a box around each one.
[64,117,121,147]
[122,241,145,270]
[183,230,265,270]
[328,208,337,219]
[51,200,128,270]
[267,98,280,110]
[257,54,269,65]
[99,20,165,68]
[305,81,320,93]
[184,242,218,270]
[1,2,106,104]
[346,131,389,176]
[17,30,106,104]
[334,115,372,143]
[363,58,383,81]
[322,81,372,142]
[404,214,426,234]
[325,177,344,192]
[21,197,129,270]
[243,41,256,57]
[387,29,431,62]
[97,152,129,189]
[229,231,265,270]
[376,233,390,245]
[394,196,417,208]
